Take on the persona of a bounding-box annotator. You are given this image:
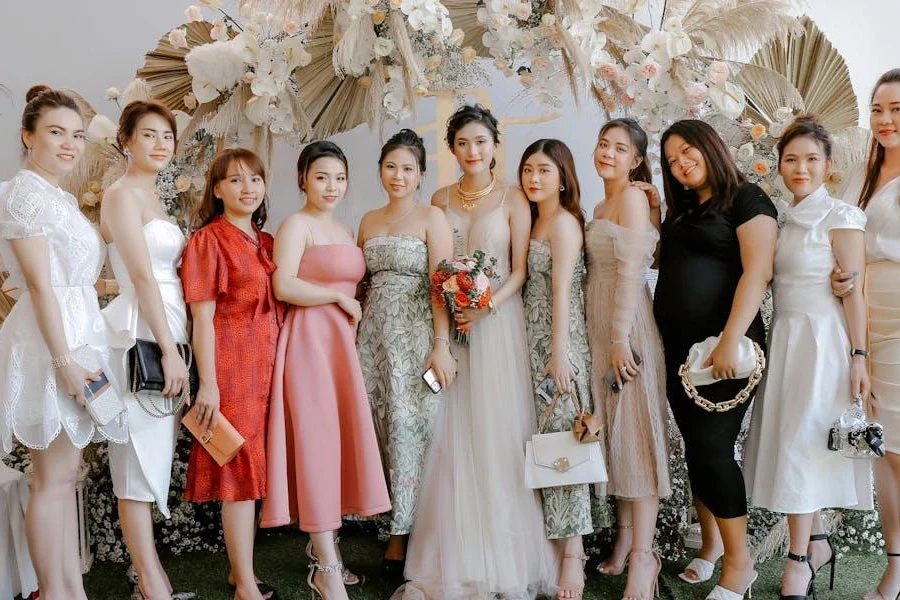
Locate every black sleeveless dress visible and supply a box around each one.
[653,182,776,518]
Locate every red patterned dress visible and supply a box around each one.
[180,216,283,502]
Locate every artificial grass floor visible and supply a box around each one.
[84,527,882,599]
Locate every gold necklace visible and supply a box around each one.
[457,174,496,212]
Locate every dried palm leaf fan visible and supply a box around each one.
[136,21,219,114]
[444,0,487,54]
[0,276,14,325]
[293,12,374,141]
[246,0,341,30]
[673,0,803,58]
[831,126,872,195]
[739,16,858,132]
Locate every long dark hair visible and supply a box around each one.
[597,118,652,184]
[660,119,745,218]
[517,138,585,231]
[297,140,349,192]
[199,148,269,229]
[859,68,900,210]
[445,104,501,170]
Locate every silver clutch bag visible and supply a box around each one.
[828,396,886,459]
[83,370,126,426]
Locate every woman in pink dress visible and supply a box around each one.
[261,141,390,600]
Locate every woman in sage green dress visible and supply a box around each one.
[520,139,604,599]
[356,130,456,572]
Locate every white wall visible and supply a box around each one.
[1,0,897,229]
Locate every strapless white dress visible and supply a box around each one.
[102,218,188,517]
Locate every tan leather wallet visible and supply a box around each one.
[182,404,245,467]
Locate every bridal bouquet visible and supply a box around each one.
[431,250,496,344]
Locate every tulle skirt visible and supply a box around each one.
[396,295,559,599]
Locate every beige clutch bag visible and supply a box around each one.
[182,404,245,467]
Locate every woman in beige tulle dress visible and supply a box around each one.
[586,118,671,600]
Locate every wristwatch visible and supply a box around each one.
[851,348,869,358]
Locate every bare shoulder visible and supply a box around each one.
[431,185,451,208]
[549,210,582,237]
[505,186,530,214]
[425,204,449,225]
[548,212,584,252]
[276,212,311,238]
[620,185,650,210]
[101,181,140,212]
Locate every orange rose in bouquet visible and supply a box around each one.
[430,249,497,344]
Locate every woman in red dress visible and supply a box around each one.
[180,148,283,600]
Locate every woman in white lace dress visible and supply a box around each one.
[100,101,191,600]
[396,105,558,600]
[0,86,128,600]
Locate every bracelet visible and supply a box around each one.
[851,348,869,358]
[611,339,629,346]
[434,336,450,345]
[487,298,497,316]
[50,353,72,369]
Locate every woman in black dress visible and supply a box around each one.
[653,120,777,600]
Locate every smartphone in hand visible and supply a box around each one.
[603,350,643,394]
[422,367,442,394]
[535,364,580,404]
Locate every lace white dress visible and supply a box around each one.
[0,169,127,454]
[103,219,188,517]
[396,189,559,600]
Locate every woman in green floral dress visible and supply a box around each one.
[356,130,456,571]
[520,139,604,598]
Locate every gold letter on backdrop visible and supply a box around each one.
[417,89,560,187]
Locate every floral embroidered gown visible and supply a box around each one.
[357,235,441,535]
[523,239,606,537]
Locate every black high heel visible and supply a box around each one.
[808,533,836,591]
[780,552,816,600]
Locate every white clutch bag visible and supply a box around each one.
[678,334,765,412]
[525,431,608,489]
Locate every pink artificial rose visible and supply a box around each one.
[598,62,620,81]
[185,5,203,22]
[707,61,729,84]
[640,58,661,79]
[683,82,708,105]
[168,28,189,50]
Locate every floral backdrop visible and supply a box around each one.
[0,0,888,566]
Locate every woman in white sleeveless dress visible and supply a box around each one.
[0,87,128,600]
[397,105,558,599]
[100,101,190,600]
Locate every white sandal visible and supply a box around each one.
[705,570,757,600]
[678,557,716,584]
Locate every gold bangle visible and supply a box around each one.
[487,298,497,315]
[50,353,72,369]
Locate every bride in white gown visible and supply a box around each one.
[396,105,559,599]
